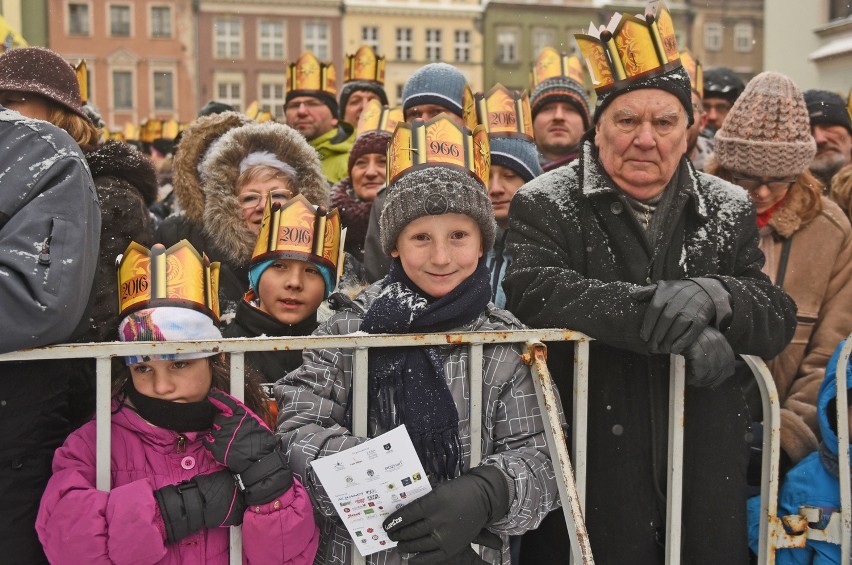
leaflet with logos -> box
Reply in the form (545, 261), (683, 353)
(311, 425), (432, 556)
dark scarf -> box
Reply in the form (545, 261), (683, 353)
(359, 258), (491, 480)
(330, 177), (373, 250)
(123, 378), (215, 432)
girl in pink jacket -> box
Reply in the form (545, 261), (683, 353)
(36, 241), (319, 564)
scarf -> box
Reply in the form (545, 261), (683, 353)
(330, 178), (373, 249)
(756, 194), (789, 228)
(359, 258), (491, 479)
(124, 378), (215, 432)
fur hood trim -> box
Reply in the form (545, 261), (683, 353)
(200, 121), (329, 266)
(173, 111), (248, 223)
(86, 140), (158, 206)
(767, 184), (812, 238)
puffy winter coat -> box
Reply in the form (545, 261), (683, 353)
(309, 124), (355, 184)
(758, 189), (852, 463)
(504, 140), (797, 565)
(274, 282), (560, 564)
(36, 400), (319, 565)
(747, 340), (852, 564)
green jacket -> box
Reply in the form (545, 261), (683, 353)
(309, 123), (355, 184)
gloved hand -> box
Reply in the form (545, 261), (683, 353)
(203, 388), (276, 474)
(682, 326), (736, 388)
(632, 278), (731, 354)
(383, 465), (509, 565)
(155, 469), (246, 543)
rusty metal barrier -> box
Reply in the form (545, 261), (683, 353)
(0, 330), (787, 565)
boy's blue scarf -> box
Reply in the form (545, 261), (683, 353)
(360, 258), (491, 480)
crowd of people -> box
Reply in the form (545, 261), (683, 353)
(1, 1), (852, 563)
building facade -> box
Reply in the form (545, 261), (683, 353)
(342, 0), (484, 105)
(197, 0), (342, 119)
(47, 0), (196, 129)
(687, 0), (763, 83)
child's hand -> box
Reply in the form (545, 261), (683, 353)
(204, 388), (276, 474)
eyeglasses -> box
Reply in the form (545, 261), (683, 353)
(237, 189), (292, 209)
(703, 101), (732, 113)
(732, 175), (797, 192)
(284, 99), (327, 112)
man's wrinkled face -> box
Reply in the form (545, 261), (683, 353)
(595, 89), (688, 200)
(810, 123), (852, 181)
(285, 96), (338, 141)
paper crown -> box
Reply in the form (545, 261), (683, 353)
(344, 45), (385, 85)
(474, 84), (534, 140)
(531, 47), (585, 88)
(387, 114), (490, 188)
(116, 240), (221, 323)
(244, 101), (275, 123)
(75, 60), (88, 105)
(356, 99), (404, 136)
(251, 194), (346, 293)
(575, 0), (681, 94)
(287, 51), (336, 95)
(680, 50), (703, 98)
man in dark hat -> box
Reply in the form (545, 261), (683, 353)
(804, 89), (852, 187)
(702, 66), (745, 134)
(504, 3), (796, 563)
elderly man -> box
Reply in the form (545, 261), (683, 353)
(804, 89), (852, 187)
(504, 4), (797, 564)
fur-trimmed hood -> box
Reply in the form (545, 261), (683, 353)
(199, 121), (329, 266)
(767, 182), (822, 238)
(86, 140), (158, 206)
(173, 111), (248, 224)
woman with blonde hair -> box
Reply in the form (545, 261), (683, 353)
(707, 71), (852, 471)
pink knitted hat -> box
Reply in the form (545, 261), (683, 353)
(714, 71), (816, 178)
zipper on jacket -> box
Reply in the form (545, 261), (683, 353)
(176, 434), (187, 453)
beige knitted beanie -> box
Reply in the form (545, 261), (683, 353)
(714, 71), (816, 178)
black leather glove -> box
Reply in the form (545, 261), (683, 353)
(632, 278), (732, 354)
(234, 448), (294, 506)
(203, 388), (276, 474)
(683, 326), (736, 388)
(383, 465), (510, 564)
(155, 469), (246, 543)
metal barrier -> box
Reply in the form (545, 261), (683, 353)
(0, 330), (789, 564)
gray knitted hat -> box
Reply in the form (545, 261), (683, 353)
(490, 136), (542, 182)
(530, 76), (591, 128)
(715, 71), (816, 178)
(380, 166), (496, 255)
(402, 63), (468, 118)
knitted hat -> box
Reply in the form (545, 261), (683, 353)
(339, 81), (389, 122)
(0, 46), (89, 120)
(531, 77), (591, 128)
(118, 307), (223, 365)
(594, 65), (694, 127)
(402, 63), (469, 119)
(804, 89), (852, 134)
(714, 71), (817, 178)
(703, 67), (745, 103)
(348, 129), (391, 177)
(381, 166), (496, 255)
(489, 137), (542, 183)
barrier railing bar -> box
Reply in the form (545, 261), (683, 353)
(573, 339), (590, 510)
(95, 357), (111, 492)
(469, 343), (483, 468)
(229, 352), (245, 564)
(351, 347), (369, 565)
(665, 354), (686, 565)
(836, 339), (852, 564)
(526, 341), (594, 564)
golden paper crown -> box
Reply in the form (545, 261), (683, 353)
(344, 45), (385, 85)
(140, 119), (162, 143)
(680, 50), (703, 98)
(116, 240), (221, 322)
(287, 51), (336, 96)
(387, 114), (490, 188)
(531, 48), (585, 88)
(474, 84), (534, 140)
(75, 60), (88, 105)
(575, 0), (681, 94)
(356, 99), (403, 136)
(251, 195), (345, 291)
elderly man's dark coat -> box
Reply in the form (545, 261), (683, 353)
(504, 141), (797, 564)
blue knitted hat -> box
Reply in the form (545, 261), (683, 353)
(489, 137), (543, 183)
(402, 63), (468, 119)
(530, 76), (591, 128)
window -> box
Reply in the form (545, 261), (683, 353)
(153, 71), (174, 111)
(361, 26), (379, 51)
(110, 5), (131, 37)
(259, 20), (285, 60)
(497, 28), (519, 64)
(113, 71), (133, 110)
(214, 18), (242, 59)
(734, 23), (753, 53)
(425, 29), (442, 62)
(151, 6), (172, 38)
(532, 27), (557, 58)
(830, 0), (852, 20)
(260, 80), (285, 119)
(396, 83), (404, 104)
(216, 81), (242, 111)
(454, 30), (470, 63)
(396, 28), (413, 61)
(304, 22), (329, 60)
(69, 3), (90, 36)
(704, 22), (723, 52)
